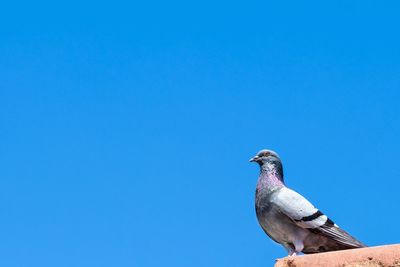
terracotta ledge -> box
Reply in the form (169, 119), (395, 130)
(275, 244), (400, 267)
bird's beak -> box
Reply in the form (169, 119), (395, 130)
(249, 156), (259, 162)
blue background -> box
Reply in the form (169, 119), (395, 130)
(1, 1), (399, 266)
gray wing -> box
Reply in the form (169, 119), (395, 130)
(309, 223), (365, 248)
(272, 187), (365, 248)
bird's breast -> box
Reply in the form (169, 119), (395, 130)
(255, 193), (308, 245)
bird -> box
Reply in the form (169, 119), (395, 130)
(250, 149), (366, 256)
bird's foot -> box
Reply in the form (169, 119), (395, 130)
(288, 252), (298, 257)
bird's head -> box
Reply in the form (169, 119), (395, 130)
(249, 149), (281, 166)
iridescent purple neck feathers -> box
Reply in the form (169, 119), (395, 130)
(257, 161), (285, 191)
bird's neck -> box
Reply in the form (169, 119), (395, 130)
(257, 163), (285, 191)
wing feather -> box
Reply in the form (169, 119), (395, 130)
(272, 187), (365, 248)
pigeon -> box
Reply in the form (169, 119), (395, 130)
(250, 149), (366, 256)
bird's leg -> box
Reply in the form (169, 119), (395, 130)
(286, 238), (304, 257)
(286, 246), (297, 257)
(290, 239), (304, 257)
(288, 251), (298, 257)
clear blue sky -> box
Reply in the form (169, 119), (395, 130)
(1, 1), (400, 266)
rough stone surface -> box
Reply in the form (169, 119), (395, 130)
(274, 244), (400, 267)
